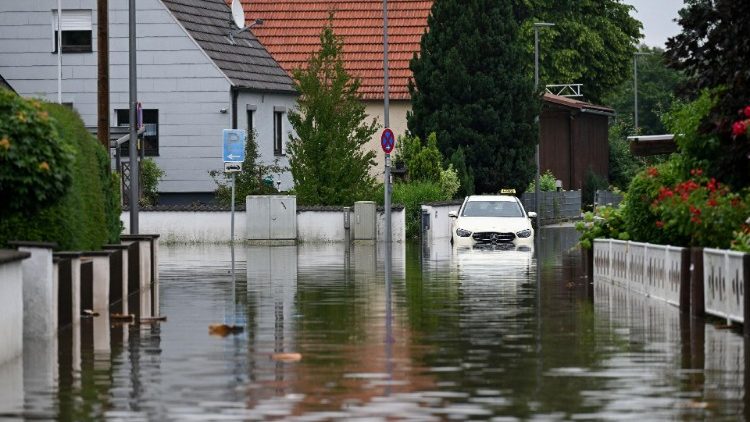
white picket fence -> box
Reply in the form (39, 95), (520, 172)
(593, 239), (685, 307)
(703, 248), (746, 324)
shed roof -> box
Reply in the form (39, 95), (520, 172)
(543, 93), (614, 116)
(162, 0), (295, 93)
(239, 0), (433, 101)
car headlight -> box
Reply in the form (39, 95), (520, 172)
(516, 229), (532, 238)
(455, 228), (472, 237)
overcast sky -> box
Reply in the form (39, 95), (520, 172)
(623, 0), (684, 49)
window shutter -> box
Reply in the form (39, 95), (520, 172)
(53, 10), (92, 31)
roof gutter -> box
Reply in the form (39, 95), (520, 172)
(580, 107), (614, 117)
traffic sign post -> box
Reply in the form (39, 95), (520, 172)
(222, 129), (247, 246)
(381, 128), (395, 154)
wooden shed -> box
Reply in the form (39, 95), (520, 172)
(540, 93), (614, 190)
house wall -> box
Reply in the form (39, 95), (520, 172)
(0, 0), (292, 194)
(571, 113), (609, 189)
(236, 91), (296, 191)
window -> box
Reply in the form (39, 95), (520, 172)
(273, 110), (284, 156)
(116, 109), (159, 156)
(52, 10), (92, 53)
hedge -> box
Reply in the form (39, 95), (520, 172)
(0, 96), (121, 250)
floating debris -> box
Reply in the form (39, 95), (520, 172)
(111, 313), (135, 322)
(81, 309), (99, 317)
(140, 315), (167, 323)
(209, 324), (244, 337)
(272, 353), (302, 362)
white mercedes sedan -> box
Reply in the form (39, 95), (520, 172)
(449, 195), (537, 248)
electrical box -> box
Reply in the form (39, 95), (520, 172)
(246, 195), (296, 240)
(353, 201), (376, 240)
(270, 196), (296, 239)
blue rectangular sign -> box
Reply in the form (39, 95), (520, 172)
(222, 129), (246, 162)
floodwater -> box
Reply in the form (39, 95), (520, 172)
(1, 227), (748, 421)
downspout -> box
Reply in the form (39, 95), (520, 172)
(231, 86), (238, 129)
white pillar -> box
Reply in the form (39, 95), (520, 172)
(9, 242), (57, 340)
(0, 250), (30, 364)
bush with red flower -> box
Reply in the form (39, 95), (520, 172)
(650, 169), (749, 248)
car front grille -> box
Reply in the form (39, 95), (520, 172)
(472, 232), (516, 243)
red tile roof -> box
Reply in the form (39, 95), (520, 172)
(239, 0), (433, 100)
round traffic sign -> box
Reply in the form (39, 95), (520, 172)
(381, 128), (395, 154)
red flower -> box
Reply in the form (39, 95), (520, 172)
(689, 205), (701, 216)
(655, 220), (665, 228)
(690, 168), (703, 177)
(732, 120), (748, 137)
(707, 178), (717, 192)
(744, 106), (750, 118)
(707, 198), (718, 207)
(691, 216), (702, 224)
(646, 167), (659, 177)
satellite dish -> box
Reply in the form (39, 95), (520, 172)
(231, 0), (245, 29)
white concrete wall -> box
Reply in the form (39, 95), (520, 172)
(121, 208), (406, 243)
(297, 211), (347, 242)
(0, 260), (24, 364)
(89, 255), (110, 312)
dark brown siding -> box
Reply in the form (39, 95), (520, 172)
(540, 105), (610, 190)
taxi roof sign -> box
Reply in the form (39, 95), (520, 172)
(499, 188), (516, 195)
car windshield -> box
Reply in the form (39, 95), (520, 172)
(461, 200), (524, 218)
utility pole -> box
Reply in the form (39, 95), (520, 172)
(533, 22), (554, 216)
(633, 52), (652, 134)
(382, 0), (393, 345)
(97, 0), (110, 148)
(128, 0), (139, 234)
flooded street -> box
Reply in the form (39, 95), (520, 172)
(3, 227), (748, 420)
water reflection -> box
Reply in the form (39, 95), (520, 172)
(2, 228), (748, 420)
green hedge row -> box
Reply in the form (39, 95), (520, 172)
(0, 95), (121, 250)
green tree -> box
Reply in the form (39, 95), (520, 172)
(521, 0), (642, 104)
(408, 0), (538, 194)
(287, 21), (379, 205)
(394, 132), (442, 182)
(603, 46), (685, 136)
(665, 0), (750, 188)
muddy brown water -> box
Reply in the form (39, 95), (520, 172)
(1, 227), (747, 421)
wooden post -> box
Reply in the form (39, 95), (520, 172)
(679, 248), (691, 313)
(690, 247), (704, 317)
(97, 0), (109, 148)
(585, 246), (594, 300)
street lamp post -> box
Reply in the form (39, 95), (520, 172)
(533, 22), (554, 217)
(633, 51), (652, 134)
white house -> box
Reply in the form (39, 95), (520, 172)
(0, 0), (297, 202)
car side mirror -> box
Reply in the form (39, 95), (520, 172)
(448, 211), (458, 218)
(527, 212), (537, 219)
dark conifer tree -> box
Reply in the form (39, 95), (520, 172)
(408, 0), (538, 194)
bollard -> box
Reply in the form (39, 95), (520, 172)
(103, 244), (129, 314)
(120, 235), (153, 292)
(80, 251), (113, 313)
(679, 248), (691, 314)
(8, 241), (57, 340)
(690, 247), (705, 318)
(0, 249), (30, 365)
(54, 252), (82, 328)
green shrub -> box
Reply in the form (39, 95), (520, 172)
(575, 205), (629, 249)
(621, 162), (680, 244)
(140, 157), (164, 206)
(0, 102), (121, 249)
(582, 169), (609, 208)
(732, 224), (750, 253)
(651, 171), (749, 248)
(439, 165), (460, 200)
(527, 169), (558, 192)
(375, 180), (449, 239)
(395, 132), (442, 182)
(0, 89), (75, 214)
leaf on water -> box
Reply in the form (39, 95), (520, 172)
(272, 353), (302, 362)
(209, 324), (244, 337)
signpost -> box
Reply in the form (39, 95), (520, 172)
(223, 129), (246, 245)
(381, 128), (395, 154)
